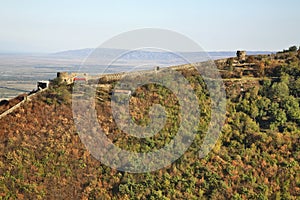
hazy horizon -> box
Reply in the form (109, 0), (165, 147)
(0, 0), (299, 53)
(0, 47), (277, 55)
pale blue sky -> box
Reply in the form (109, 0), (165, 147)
(0, 0), (299, 53)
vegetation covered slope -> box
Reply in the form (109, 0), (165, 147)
(0, 47), (299, 199)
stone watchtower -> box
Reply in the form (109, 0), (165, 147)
(236, 50), (246, 62)
(57, 72), (74, 84)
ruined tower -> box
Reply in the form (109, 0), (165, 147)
(57, 72), (75, 84)
(236, 50), (246, 62)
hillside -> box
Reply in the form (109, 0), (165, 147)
(0, 47), (299, 199)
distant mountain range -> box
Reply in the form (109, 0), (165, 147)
(51, 48), (275, 62)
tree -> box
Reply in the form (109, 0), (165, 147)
(250, 102), (259, 119)
(269, 102), (287, 129)
(288, 45), (297, 52)
(289, 78), (300, 97)
(282, 96), (300, 122)
(260, 79), (271, 97)
(271, 82), (289, 100)
(227, 58), (234, 71)
(280, 73), (290, 85)
(256, 97), (271, 119)
(275, 109), (287, 126)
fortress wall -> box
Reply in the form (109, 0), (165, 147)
(61, 51), (248, 84)
(61, 62), (206, 85)
(0, 99), (27, 120)
(0, 88), (48, 120)
(94, 64), (195, 83)
(61, 53), (255, 85)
